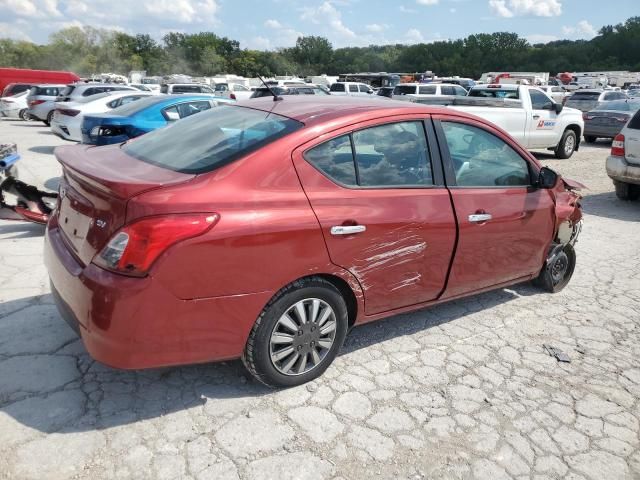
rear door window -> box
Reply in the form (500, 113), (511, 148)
(304, 121), (433, 188)
(349, 85), (359, 93)
(419, 85), (437, 95)
(440, 86), (455, 95)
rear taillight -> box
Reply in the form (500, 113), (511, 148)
(611, 134), (625, 157)
(57, 108), (80, 117)
(90, 125), (125, 137)
(230, 93), (236, 100)
(93, 213), (219, 276)
(29, 99), (45, 107)
(582, 112), (591, 120)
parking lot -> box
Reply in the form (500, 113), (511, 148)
(0, 117), (639, 479)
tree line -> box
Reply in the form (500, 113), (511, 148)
(1, 16), (639, 79)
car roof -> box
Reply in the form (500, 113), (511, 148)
(237, 95), (478, 127)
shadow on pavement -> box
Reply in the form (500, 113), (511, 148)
(0, 282), (536, 434)
(582, 191), (640, 222)
(28, 145), (57, 155)
(0, 222), (46, 239)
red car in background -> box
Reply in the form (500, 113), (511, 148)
(44, 97), (583, 387)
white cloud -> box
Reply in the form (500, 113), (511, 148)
(405, 28), (425, 43)
(264, 19), (283, 29)
(562, 20), (597, 39)
(365, 23), (387, 32)
(0, 0), (62, 18)
(416, 0), (439, 5)
(300, 1), (356, 39)
(489, 0), (562, 18)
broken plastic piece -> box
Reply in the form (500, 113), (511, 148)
(543, 344), (571, 363)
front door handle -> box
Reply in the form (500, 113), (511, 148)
(468, 213), (492, 223)
(533, 114), (541, 119)
(331, 225), (366, 235)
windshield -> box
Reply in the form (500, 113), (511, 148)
(469, 88), (520, 99)
(570, 92), (600, 99)
(594, 101), (640, 112)
(122, 105), (303, 174)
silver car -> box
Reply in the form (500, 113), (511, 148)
(55, 83), (137, 103)
(26, 84), (66, 126)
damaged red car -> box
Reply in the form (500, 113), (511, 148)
(44, 96), (583, 387)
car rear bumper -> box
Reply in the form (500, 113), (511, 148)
(606, 155), (640, 185)
(44, 222), (272, 370)
(584, 124), (622, 138)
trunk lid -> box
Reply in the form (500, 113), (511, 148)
(55, 144), (194, 266)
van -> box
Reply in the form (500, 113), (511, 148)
(0, 68), (80, 97)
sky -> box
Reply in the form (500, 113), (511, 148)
(0, 0), (637, 49)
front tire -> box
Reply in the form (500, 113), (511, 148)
(243, 278), (348, 388)
(614, 181), (640, 201)
(555, 129), (577, 159)
(44, 111), (54, 127)
(19, 109), (30, 121)
(533, 244), (576, 293)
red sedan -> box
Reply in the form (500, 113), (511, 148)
(45, 96), (583, 387)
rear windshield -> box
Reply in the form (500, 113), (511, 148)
(628, 110), (640, 130)
(469, 88), (520, 99)
(122, 106), (303, 174)
(251, 87), (285, 98)
(594, 101), (640, 112)
(570, 92), (601, 99)
(30, 86), (61, 96)
(60, 85), (75, 96)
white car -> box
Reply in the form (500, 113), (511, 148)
(413, 84), (584, 159)
(329, 82), (374, 96)
(0, 91), (30, 120)
(50, 91), (153, 141)
(392, 83), (468, 101)
(606, 110), (640, 200)
(213, 82), (253, 100)
(539, 85), (569, 103)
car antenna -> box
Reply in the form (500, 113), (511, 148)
(258, 75), (282, 102)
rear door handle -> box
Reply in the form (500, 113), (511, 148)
(468, 213), (492, 223)
(533, 114), (541, 119)
(331, 225), (366, 235)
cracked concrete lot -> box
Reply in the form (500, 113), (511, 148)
(1, 117), (639, 480)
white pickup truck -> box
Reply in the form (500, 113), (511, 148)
(411, 84), (584, 159)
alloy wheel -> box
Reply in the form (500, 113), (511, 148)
(269, 298), (337, 376)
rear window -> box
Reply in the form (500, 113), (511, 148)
(110, 96), (164, 116)
(469, 88), (520, 99)
(628, 110), (640, 130)
(330, 83), (345, 92)
(122, 106), (303, 174)
(31, 86), (61, 96)
(251, 87), (285, 98)
(60, 85), (75, 97)
(394, 85), (417, 95)
(3, 84), (31, 97)
(570, 92), (601, 99)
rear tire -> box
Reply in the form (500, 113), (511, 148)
(533, 244), (576, 293)
(614, 181), (640, 201)
(584, 135), (597, 143)
(44, 111), (54, 127)
(243, 277), (348, 388)
(554, 129), (577, 159)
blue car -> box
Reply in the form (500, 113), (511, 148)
(80, 94), (234, 145)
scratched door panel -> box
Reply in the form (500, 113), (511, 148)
(292, 122), (456, 315)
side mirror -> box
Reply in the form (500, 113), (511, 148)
(537, 166), (558, 189)
(165, 111), (180, 122)
(554, 103), (563, 114)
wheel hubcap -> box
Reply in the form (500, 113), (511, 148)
(550, 252), (569, 286)
(269, 298), (337, 376)
(565, 136), (575, 155)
